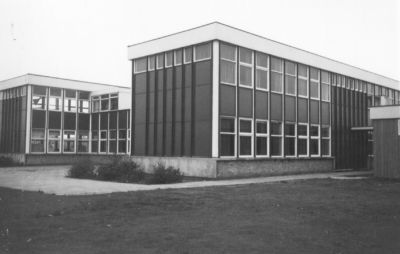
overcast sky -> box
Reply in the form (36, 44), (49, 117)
(0, 0), (399, 88)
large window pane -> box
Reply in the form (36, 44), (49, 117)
(270, 122), (282, 135)
(256, 69), (268, 89)
(285, 75), (296, 95)
(310, 81), (319, 99)
(240, 120), (252, 133)
(221, 118), (235, 132)
(271, 72), (282, 93)
(239, 136), (252, 156)
(256, 52), (268, 68)
(256, 137), (267, 156)
(298, 79), (308, 97)
(239, 48), (252, 64)
(240, 65), (252, 87)
(271, 57), (283, 72)
(194, 43), (211, 61)
(310, 139), (319, 155)
(270, 137), (282, 156)
(220, 61), (236, 84)
(298, 139), (307, 155)
(221, 44), (236, 61)
(285, 137), (295, 156)
(221, 134), (235, 156)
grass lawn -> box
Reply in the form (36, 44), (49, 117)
(0, 178), (399, 254)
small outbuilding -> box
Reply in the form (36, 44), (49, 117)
(370, 105), (400, 178)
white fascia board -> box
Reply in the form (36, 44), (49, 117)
(370, 106), (400, 120)
(127, 22), (399, 90)
(0, 74), (129, 92)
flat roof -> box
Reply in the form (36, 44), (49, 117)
(0, 73), (130, 92)
(127, 22), (399, 91)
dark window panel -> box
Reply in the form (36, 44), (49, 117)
(285, 96), (296, 122)
(78, 114), (90, 130)
(310, 100), (319, 124)
(32, 110), (46, 128)
(63, 112), (76, 130)
(255, 91), (268, 119)
(270, 93), (282, 121)
(109, 111), (117, 129)
(220, 85), (236, 116)
(48, 111), (61, 129)
(100, 112), (108, 130)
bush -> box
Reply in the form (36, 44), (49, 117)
(0, 156), (18, 167)
(97, 158), (145, 183)
(67, 159), (96, 179)
(146, 163), (184, 184)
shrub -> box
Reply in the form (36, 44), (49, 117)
(146, 163), (184, 184)
(67, 159), (95, 179)
(0, 156), (18, 167)
(97, 158), (145, 183)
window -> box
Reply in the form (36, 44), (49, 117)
(367, 130), (373, 157)
(321, 126), (330, 156)
(156, 54), (164, 69)
(270, 121), (282, 156)
(48, 130), (61, 153)
(31, 129), (45, 153)
(174, 49), (182, 66)
(148, 56), (155, 71)
(64, 89), (76, 112)
(63, 130), (75, 153)
(285, 61), (296, 95)
(184, 47), (192, 63)
(220, 117), (235, 157)
(297, 123), (308, 156)
(78, 131), (89, 153)
(256, 52), (269, 90)
(110, 93), (118, 110)
(91, 130), (98, 153)
(49, 88), (62, 111)
(109, 130), (117, 154)
(118, 129), (127, 154)
(220, 43), (236, 85)
(321, 71), (330, 101)
(256, 120), (268, 156)
(310, 125), (319, 156)
(298, 64), (308, 97)
(310, 68), (320, 99)
(284, 122), (296, 156)
(100, 130), (107, 153)
(270, 57), (283, 93)
(239, 119), (253, 157)
(92, 96), (100, 112)
(165, 51), (173, 67)
(101, 94), (109, 111)
(194, 43), (211, 61)
(32, 86), (47, 110)
(239, 48), (253, 87)
(134, 57), (147, 73)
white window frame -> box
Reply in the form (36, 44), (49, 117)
(108, 129), (117, 154)
(310, 124), (320, 157)
(99, 130), (108, 154)
(91, 96), (100, 113)
(117, 129), (128, 154)
(220, 43), (237, 86)
(156, 54), (164, 69)
(270, 120), (283, 157)
(174, 49), (182, 66)
(255, 52), (269, 91)
(48, 88), (62, 111)
(297, 123), (309, 157)
(310, 68), (320, 100)
(32, 89), (47, 111)
(284, 122), (297, 157)
(165, 51), (173, 68)
(220, 116), (236, 158)
(238, 118), (253, 158)
(63, 130), (76, 154)
(298, 64), (309, 98)
(148, 56), (155, 71)
(47, 129), (61, 153)
(78, 99), (90, 113)
(184, 47), (192, 64)
(238, 48), (254, 88)
(77, 130), (90, 153)
(285, 61), (297, 96)
(31, 129), (46, 154)
(255, 119), (269, 157)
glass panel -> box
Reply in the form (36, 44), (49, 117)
(31, 140), (44, 152)
(63, 140), (75, 152)
(271, 57), (283, 72)
(184, 47), (192, 63)
(78, 131), (89, 140)
(64, 130), (76, 140)
(109, 130), (117, 139)
(65, 89), (76, 98)
(298, 139), (307, 155)
(110, 97), (118, 110)
(157, 54), (164, 69)
(321, 139), (330, 155)
(48, 140), (60, 152)
(50, 88), (61, 97)
(239, 48), (252, 64)
(270, 137), (282, 156)
(256, 52), (268, 68)
(64, 99), (77, 112)
(285, 137), (295, 156)
(310, 68), (319, 80)
(100, 141), (107, 152)
(78, 141), (89, 152)
(285, 61), (296, 75)
(256, 69), (268, 89)
(32, 95), (46, 110)
(78, 91), (90, 100)
(174, 50), (182, 65)
(118, 140), (127, 153)
(310, 126), (319, 137)
(321, 71), (330, 83)
(49, 97), (61, 111)
(321, 84), (330, 101)
(148, 56), (156, 70)
(33, 86), (46, 95)
(32, 129), (45, 139)
(92, 131), (99, 140)
(270, 122), (282, 135)
(221, 134), (235, 156)
(119, 130), (127, 139)
(134, 57), (147, 73)
(298, 125), (308, 136)
(101, 99), (109, 111)
(240, 120), (252, 133)
(220, 118), (235, 133)
(239, 136), (252, 156)
(100, 131), (107, 139)
(310, 139), (319, 155)
(92, 141), (98, 153)
(321, 127), (330, 138)
(220, 60), (236, 84)
(298, 79), (308, 97)
(285, 75), (296, 95)
(256, 122), (268, 134)
(194, 43), (211, 61)
(310, 81), (319, 99)
(48, 130), (61, 139)
(256, 137), (267, 155)
(79, 100), (89, 113)
(298, 64), (308, 78)
(220, 44), (236, 61)
(239, 65), (252, 87)
(285, 123), (295, 136)
(271, 72), (283, 93)
(165, 52), (173, 67)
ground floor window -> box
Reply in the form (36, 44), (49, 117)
(63, 130), (75, 153)
(270, 121), (282, 156)
(297, 124), (308, 156)
(48, 130), (61, 153)
(31, 129), (45, 153)
(321, 126), (330, 156)
(310, 125), (320, 156)
(256, 120), (268, 156)
(220, 117), (236, 157)
(239, 118), (253, 157)
(78, 131), (89, 153)
(100, 130), (107, 153)
(284, 122), (296, 156)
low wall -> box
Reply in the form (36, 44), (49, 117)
(25, 154), (129, 165)
(216, 157), (334, 178)
(0, 153), (26, 165)
(131, 156), (218, 178)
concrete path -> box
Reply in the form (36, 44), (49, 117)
(0, 165), (372, 196)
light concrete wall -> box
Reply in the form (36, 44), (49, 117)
(216, 158), (334, 178)
(131, 156), (218, 178)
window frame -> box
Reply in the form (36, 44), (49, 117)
(284, 122), (297, 157)
(220, 43), (237, 86)
(63, 130), (76, 153)
(220, 116), (236, 158)
(270, 120), (283, 157)
(255, 52), (269, 91)
(321, 125), (331, 157)
(47, 129), (61, 153)
(134, 57), (147, 74)
(194, 43), (211, 62)
(255, 119), (269, 157)
(285, 61), (297, 96)
(238, 47), (254, 88)
(270, 57), (284, 94)
(31, 128), (46, 153)
(238, 118), (253, 158)
(309, 124), (320, 157)
(297, 123), (309, 157)
(310, 68), (320, 100)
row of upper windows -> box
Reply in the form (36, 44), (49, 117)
(133, 43), (212, 73)
(91, 93), (119, 112)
